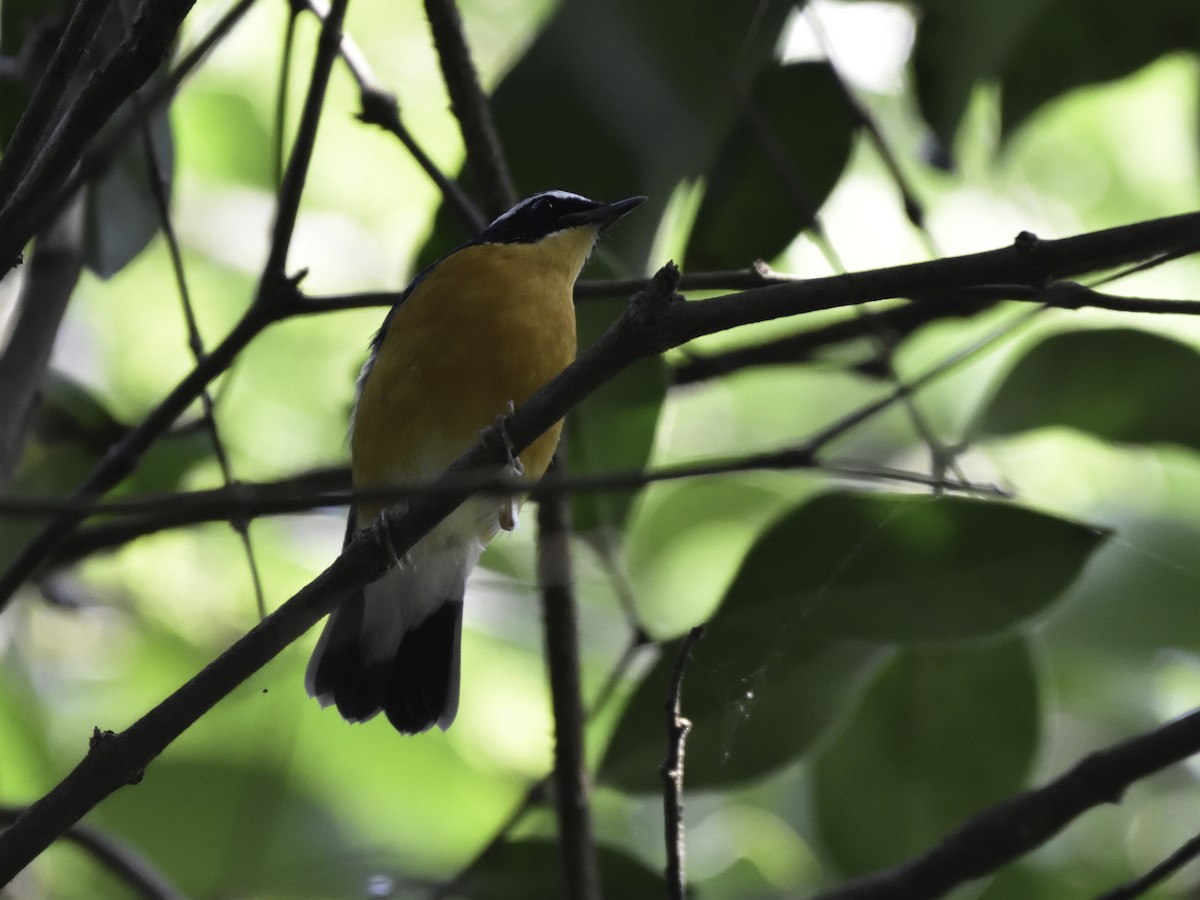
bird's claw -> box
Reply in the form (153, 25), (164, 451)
(372, 510), (412, 568)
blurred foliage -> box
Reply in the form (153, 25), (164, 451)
(2, 0), (1200, 898)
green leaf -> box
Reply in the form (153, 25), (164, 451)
(910, 0), (1200, 146)
(457, 839), (668, 900)
(601, 491), (1099, 790)
(171, 88), (273, 188)
(419, 0), (796, 266)
(730, 492), (1105, 642)
(84, 97), (173, 279)
(685, 61), (858, 270)
(997, 0), (1200, 138)
(977, 328), (1200, 450)
(569, 298), (667, 534)
(909, 0), (1043, 149)
(599, 633), (886, 791)
(813, 638), (1040, 874)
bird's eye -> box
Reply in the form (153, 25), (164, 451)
(531, 197), (553, 214)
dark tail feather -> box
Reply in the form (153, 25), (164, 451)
(383, 601), (463, 734)
(306, 588), (385, 722)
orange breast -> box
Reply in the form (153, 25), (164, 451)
(352, 239), (582, 522)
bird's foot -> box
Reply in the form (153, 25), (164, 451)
(487, 401), (523, 532)
(371, 509), (413, 569)
(482, 400), (525, 477)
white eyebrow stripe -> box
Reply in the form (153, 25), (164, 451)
(487, 190), (591, 228)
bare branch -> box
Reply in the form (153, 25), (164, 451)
(430, 633), (646, 900)
(0, 805), (182, 900)
(1093, 830), (1200, 900)
(423, 0), (515, 215)
(814, 707), (1200, 900)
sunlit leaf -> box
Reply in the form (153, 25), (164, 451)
(997, 0), (1200, 137)
(911, 0), (1200, 146)
(813, 638), (1039, 874)
(977, 328), (1200, 450)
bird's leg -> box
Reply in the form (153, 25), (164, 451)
(371, 508), (413, 568)
(484, 400), (524, 532)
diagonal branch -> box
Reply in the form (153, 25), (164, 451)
(814, 707), (1200, 900)
(423, 0), (515, 215)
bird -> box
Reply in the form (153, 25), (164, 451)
(305, 190), (645, 734)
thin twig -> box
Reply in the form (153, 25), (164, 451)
(672, 295), (996, 385)
(299, 0), (485, 232)
(125, 13), (268, 619)
(661, 625), (704, 900)
(733, 73), (964, 484)
(0, 453), (1009, 532)
(537, 451), (601, 900)
(423, 0), (515, 215)
(815, 707), (1200, 900)
(1093, 830), (1200, 900)
(263, 0), (349, 280)
(0, 805), (181, 900)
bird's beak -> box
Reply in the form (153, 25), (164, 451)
(561, 195), (646, 230)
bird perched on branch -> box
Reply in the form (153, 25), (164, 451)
(305, 190), (644, 734)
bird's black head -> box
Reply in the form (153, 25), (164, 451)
(475, 191), (645, 245)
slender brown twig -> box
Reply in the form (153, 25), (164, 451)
(662, 626), (705, 900)
(300, 0), (486, 232)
